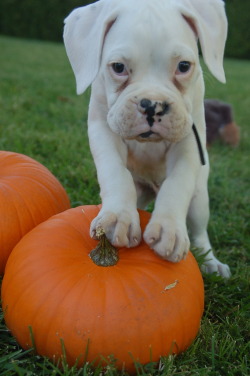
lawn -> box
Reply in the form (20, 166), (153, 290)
(0, 35), (249, 375)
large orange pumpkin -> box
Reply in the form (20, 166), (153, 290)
(0, 150), (70, 274)
(1, 205), (204, 372)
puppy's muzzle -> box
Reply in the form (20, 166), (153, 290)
(138, 99), (170, 138)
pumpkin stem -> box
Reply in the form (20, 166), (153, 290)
(89, 227), (119, 267)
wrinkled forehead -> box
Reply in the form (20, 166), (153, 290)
(103, 1), (197, 63)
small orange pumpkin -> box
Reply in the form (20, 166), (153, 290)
(0, 150), (70, 274)
(1, 205), (204, 372)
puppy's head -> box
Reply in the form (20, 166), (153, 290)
(64, 0), (227, 143)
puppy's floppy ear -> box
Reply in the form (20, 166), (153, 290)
(64, 0), (118, 94)
(175, 0), (227, 83)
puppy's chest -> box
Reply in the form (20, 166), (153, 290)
(125, 140), (169, 190)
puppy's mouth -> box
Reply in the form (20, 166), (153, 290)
(139, 130), (155, 138)
(137, 130), (162, 142)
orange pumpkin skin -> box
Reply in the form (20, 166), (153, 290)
(0, 151), (70, 274)
(1, 205), (204, 372)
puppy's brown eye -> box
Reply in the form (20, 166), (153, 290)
(112, 62), (127, 75)
(177, 61), (191, 74)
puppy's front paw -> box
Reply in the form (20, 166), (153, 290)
(90, 209), (141, 248)
(143, 217), (190, 262)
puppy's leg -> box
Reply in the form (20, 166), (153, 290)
(143, 136), (196, 263)
(88, 101), (141, 248)
(188, 166), (231, 278)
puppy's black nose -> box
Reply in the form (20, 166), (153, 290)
(139, 99), (156, 120)
(140, 98), (152, 110)
(139, 99), (170, 116)
(138, 98), (170, 128)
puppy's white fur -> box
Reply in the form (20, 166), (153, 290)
(64, 0), (231, 277)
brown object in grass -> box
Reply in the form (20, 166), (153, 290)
(204, 99), (240, 147)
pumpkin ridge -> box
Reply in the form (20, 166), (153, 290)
(0, 151), (70, 274)
(35, 272), (90, 354)
(27, 175), (69, 209)
(3, 235), (101, 322)
(110, 269), (162, 348)
(2, 181), (38, 234)
(40, 269), (118, 362)
(52, 216), (94, 247)
(3, 260), (92, 354)
(40, 207), (97, 247)
(96, 263), (172, 360)
(0, 186), (24, 264)
(112, 253), (204, 355)
(2, 258), (71, 319)
(11, 176), (68, 214)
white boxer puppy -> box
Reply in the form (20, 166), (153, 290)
(64, 0), (231, 277)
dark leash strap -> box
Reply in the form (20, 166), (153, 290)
(192, 124), (206, 166)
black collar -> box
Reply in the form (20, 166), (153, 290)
(192, 124), (206, 166)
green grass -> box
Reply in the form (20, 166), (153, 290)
(0, 35), (250, 375)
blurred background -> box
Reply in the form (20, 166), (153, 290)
(0, 0), (249, 59)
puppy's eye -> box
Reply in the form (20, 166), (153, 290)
(176, 61), (191, 74)
(111, 62), (127, 75)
